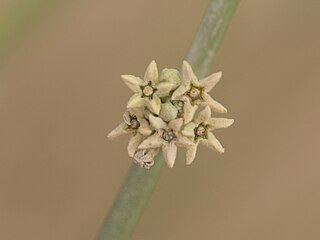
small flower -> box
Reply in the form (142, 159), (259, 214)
(138, 115), (193, 168)
(172, 61), (227, 113)
(107, 109), (152, 157)
(181, 106), (234, 165)
(171, 96), (198, 124)
(133, 148), (159, 169)
(122, 61), (175, 115)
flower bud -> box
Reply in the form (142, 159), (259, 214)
(159, 102), (178, 122)
(159, 68), (180, 89)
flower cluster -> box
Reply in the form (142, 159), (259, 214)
(107, 60), (234, 169)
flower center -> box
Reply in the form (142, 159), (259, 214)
(194, 124), (207, 140)
(130, 118), (140, 129)
(162, 130), (175, 142)
(188, 87), (201, 100)
(142, 85), (154, 97)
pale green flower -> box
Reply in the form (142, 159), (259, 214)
(138, 115), (193, 168)
(107, 109), (152, 157)
(172, 61), (227, 113)
(182, 106), (234, 165)
(123, 61), (176, 115)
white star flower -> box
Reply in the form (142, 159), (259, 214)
(172, 61), (227, 113)
(181, 106), (234, 165)
(107, 109), (152, 157)
(123, 61), (176, 115)
(138, 115), (193, 168)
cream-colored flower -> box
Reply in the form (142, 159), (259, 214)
(123, 61), (176, 115)
(138, 115), (193, 168)
(107, 109), (152, 157)
(172, 96), (198, 124)
(172, 61), (227, 113)
(133, 148), (159, 169)
(182, 106), (234, 165)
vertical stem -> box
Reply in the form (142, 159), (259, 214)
(96, 0), (239, 239)
(186, 0), (239, 78)
(96, 154), (165, 240)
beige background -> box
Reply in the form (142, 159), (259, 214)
(1, 0), (320, 239)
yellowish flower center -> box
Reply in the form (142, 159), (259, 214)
(188, 87), (201, 100)
(196, 126), (206, 136)
(142, 85), (154, 97)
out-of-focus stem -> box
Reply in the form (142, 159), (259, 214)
(0, 0), (63, 63)
(96, 0), (239, 239)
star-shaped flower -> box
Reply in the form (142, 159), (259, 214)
(122, 61), (175, 115)
(182, 106), (234, 165)
(107, 109), (152, 157)
(171, 96), (198, 124)
(138, 115), (193, 168)
(172, 61), (227, 113)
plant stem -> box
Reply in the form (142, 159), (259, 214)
(0, 0), (63, 63)
(96, 0), (239, 239)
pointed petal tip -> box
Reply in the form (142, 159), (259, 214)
(106, 132), (113, 139)
(183, 60), (190, 66)
(168, 162), (174, 168)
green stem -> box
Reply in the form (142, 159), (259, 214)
(96, 0), (239, 239)
(0, 0), (63, 63)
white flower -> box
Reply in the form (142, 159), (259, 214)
(171, 96), (198, 124)
(122, 61), (176, 115)
(138, 115), (193, 168)
(172, 61), (227, 113)
(182, 106), (234, 165)
(107, 109), (152, 157)
(133, 148), (159, 169)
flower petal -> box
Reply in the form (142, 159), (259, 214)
(138, 133), (163, 149)
(202, 92), (227, 113)
(107, 122), (128, 139)
(144, 60), (159, 85)
(207, 118), (234, 130)
(149, 115), (167, 130)
(156, 81), (174, 97)
(146, 94), (161, 114)
(194, 106), (211, 124)
(127, 133), (144, 157)
(121, 75), (144, 93)
(127, 93), (146, 109)
(162, 141), (177, 168)
(123, 111), (131, 125)
(168, 118), (183, 131)
(202, 132), (225, 153)
(183, 100), (198, 124)
(199, 72), (222, 92)
(129, 108), (144, 119)
(176, 134), (194, 147)
(171, 85), (189, 100)
(186, 143), (198, 165)
(138, 119), (152, 136)
(182, 122), (197, 137)
(182, 60), (199, 86)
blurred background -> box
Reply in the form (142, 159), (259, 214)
(1, 0), (320, 239)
